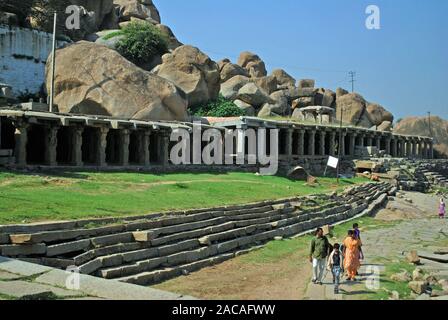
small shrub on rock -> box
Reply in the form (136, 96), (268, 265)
(114, 21), (169, 66)
(190, 95), (246, 117)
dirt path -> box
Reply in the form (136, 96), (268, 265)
(154, 191), (448, 300)
(305, 191), (448, 300)
(154, 246), (312, 300)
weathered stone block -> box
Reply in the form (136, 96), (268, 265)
(46, 239), (91, 257)
(132, 231), (159, 242)
(79, 258), (102, 275)
(91, 232), (134, 247)
(1, 244), (46, 256)
(122, 248), (158, 263)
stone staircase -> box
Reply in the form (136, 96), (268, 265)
(0, 182), (394, 286)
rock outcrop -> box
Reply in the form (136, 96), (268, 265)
(46, 41), (188, 121)
(271, 69), (295, 88)
(154, 45), (220, 107)
(113, 0), (161, 23)
(237, 51), (267, 78)
(336, 93), (371, 127)
(367, 103), (394, 126)
(395, 116), (448, 158)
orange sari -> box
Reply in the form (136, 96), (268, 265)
(343, 237), (362, 279)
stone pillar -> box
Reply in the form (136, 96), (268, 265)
(425, 140), (431, 159)
(285, 128), (293, 160)
(357, 134), (365, 148)
(141, 130), (151, 166)
(71, 127), (84, 166)
(366, 136), (373, 147)
(429, 140), (434, 159)
(160, 132), (170, 166)
(391, 138), (398, 157)
(13, 121), (28, 166)
(349, 133), (356, 157)
(319, 131), (326, 156)
(329, 131), (336, 156)
(375, 135), (382, 150)
(297, 129), (305, 156)
(411, 140), (417, 158)
(385, 136), (391, 156)
(118, 129), (130, 166)
(97, 127), (109, 166)
(340, 132), (346, 157)
(418, 140), (423, 158)
(44, 125), (59, 166)
(406, 139), (412, 158)
(400, 138), (406, 157)
(308, 129), (316, 156)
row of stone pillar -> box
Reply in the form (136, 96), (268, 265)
(282, 128), (434, 159)
(13, 121), (170, 167)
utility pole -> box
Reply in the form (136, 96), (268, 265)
(49, 12), (57, 113)
(349, 71), (356, 93)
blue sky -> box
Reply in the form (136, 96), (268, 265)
(155, 0), (448, 120)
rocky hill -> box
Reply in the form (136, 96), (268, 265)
(394, 116), (448, 158)
(0, 1), (427, 129)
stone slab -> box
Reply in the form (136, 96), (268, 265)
(0, 243), (46, 256)
(46, 239), (91, 257)
(0, 256), (52, 276)
(0, 280), (81, 299)
(418, 252), (448, 263)
(35, 269), (194, 300)
(0, 270), (24, 280)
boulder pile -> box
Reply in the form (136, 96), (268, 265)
(2, 1), (399, 124)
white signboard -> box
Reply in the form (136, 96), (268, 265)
(327, 156), (339, 169)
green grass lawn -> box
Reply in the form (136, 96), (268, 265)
(0, 170), (368, 224)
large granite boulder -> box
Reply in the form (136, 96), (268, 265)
(252, 76), (277, 94)
(113, 0), (161, 23)
(315, 88), (336, 107)
(220, 75), (251, 100)
(220, 62), (249, 83)
(155, 24), (182, 51)
(366, 103), (394, 125)
(45, 41), (188, 121)
(237, 51), (267, 78)
(234, 100), (256, 116)
(336, 87), (349, 98)
(377, 121), (393, 132)
(271, 69), (295, 88)
(71, 0), (115, 28)
(258, 90), (289, 117)
(395, 116), (448, 158)
(297, 79), (315, 89)
(336, 93), (373, 128)
(292, 97), (314, 110)
(154, 45), (220, 107)
(236, 83), (274, 108)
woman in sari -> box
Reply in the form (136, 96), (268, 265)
(343, 230), (362, 281)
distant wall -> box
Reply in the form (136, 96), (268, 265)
(0, 25), (67, 97)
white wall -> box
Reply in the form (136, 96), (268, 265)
(0, 25), (66, 97)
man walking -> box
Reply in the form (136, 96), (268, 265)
(309, 227), (331, 285)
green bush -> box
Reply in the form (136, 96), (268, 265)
(114, 21), (169, 66)
(190, 95), (246, 117)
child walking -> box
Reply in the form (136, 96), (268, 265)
(327, 243), (343, 294)
(439, 199), (446, 219)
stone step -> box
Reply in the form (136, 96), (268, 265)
(99, 199), (374, 280)
(113, 200), (377, 284)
